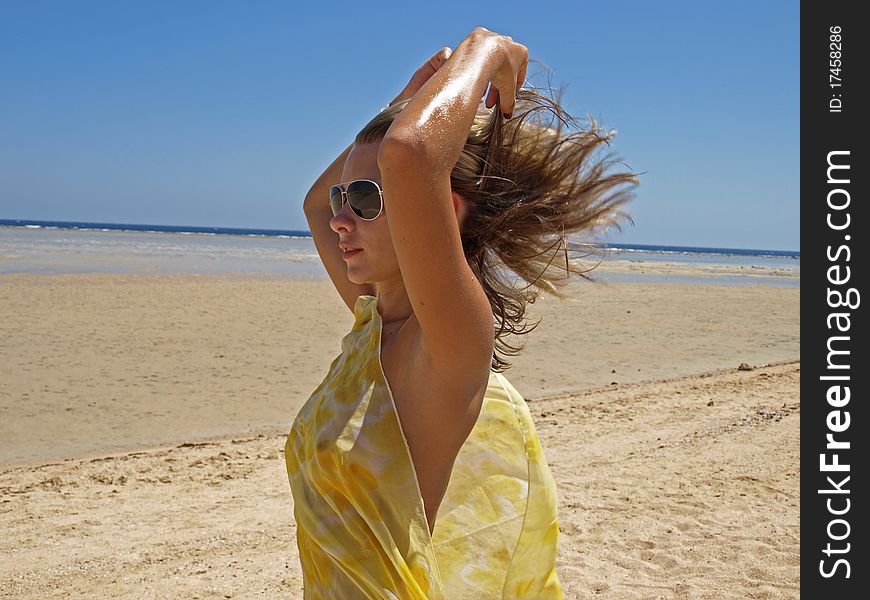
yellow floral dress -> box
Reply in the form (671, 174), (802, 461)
(285, 294), (564, 599)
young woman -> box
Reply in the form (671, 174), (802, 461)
(285, 27), (636, 599)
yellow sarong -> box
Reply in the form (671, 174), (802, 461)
(285, 294), (564, 599)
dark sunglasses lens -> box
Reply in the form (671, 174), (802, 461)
(329, 186), (344, 216)
(346, 181), (382, 220)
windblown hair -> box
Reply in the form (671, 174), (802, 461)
(355, 79), (639, 372)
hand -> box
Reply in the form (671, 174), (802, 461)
(473, 27), (528, 119)
(389, 47), (453, 107)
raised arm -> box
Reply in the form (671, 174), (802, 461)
(303, 48), (458, 313)
(303, 143), (376, 312)
(376, 28), (528, 374)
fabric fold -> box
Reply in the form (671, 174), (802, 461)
(286, 294), (564, 599)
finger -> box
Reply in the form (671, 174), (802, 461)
(499, 83), (515, 118)
(413, 48), (450, 88)
(517, 58), (528, 90)
(429, 47), (452, 71)
(485, 85), (499, 110)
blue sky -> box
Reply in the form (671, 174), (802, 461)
(0, 1), (798, 251)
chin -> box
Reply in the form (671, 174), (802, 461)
(346, 269), (372, 286)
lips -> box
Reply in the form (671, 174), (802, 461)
(341, 247), (363, 260)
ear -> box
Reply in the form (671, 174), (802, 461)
(451, 191), (466, 226)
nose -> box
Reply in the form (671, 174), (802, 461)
(329, 197), (356, 232)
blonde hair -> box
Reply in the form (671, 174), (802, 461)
(356, 81), (638, 372)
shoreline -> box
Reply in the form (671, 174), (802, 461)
(1, 227), (800, 286)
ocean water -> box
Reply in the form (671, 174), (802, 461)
(0, 220), (799, 287)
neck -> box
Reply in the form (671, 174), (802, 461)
(374, 280), (413, 324)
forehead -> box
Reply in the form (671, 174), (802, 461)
(340, 142), (382, 185)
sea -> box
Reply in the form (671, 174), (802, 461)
(0, 219), (800, 287)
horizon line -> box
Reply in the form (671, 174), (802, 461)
(0, 217), (800, 256)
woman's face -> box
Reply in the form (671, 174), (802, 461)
(329, 142), (400, 285)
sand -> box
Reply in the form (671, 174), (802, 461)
(0, 271), (800, 598)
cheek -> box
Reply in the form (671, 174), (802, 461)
(373, 223), (396, 254)
(370, 239), (395, 265)
(371, 227), (400, 268)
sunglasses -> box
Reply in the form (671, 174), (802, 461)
(329, 179), (384, 221)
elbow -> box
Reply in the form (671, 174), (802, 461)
(302, 196), (321, 216)
(377, 134), (429, 170)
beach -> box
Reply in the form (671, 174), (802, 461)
(1, 258), (799, 597)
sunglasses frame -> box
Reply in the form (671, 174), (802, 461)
(329, 179), (385, 221)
